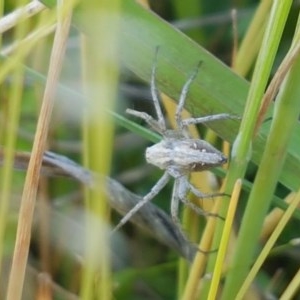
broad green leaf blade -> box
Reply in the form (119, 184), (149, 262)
(38, 0), (300, 193)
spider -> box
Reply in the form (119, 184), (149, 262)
(113, 50), (234, 233)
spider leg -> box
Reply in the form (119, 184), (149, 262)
(126, 108), (164, 135)
(180, 177), (224, 220)
(188, 180), (225, 200)
(182, 113), (240, 127)
(150, 46), (166, 132)
(175, 61), (202, 131)
(112, 172), (170, 233)
(126, 48), (169, 135)
(170, 179), (213, 255)
(180, 195), (223, 220)
(170, 178), (182, 227)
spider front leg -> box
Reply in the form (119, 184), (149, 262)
(182, 113), (240, 127)
(112, 172), (171, 233)
(173, 62), (240, 130)
(126, 108), (164, 135)
(150, 46), (167, 132)
(125, 47), (168, 135)
(175, 61), (202, 132)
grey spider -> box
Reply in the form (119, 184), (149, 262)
(113, 50), (234, 233)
